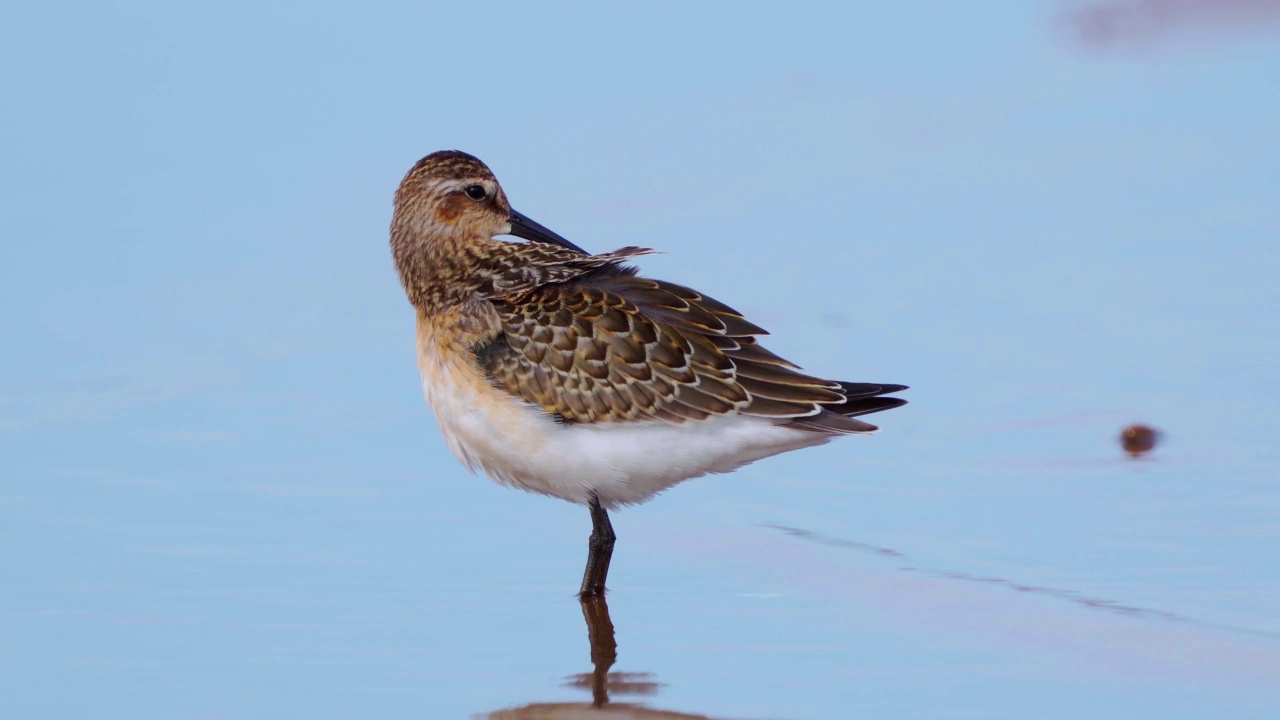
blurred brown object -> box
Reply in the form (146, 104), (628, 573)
(1120, 424), (1160, 457)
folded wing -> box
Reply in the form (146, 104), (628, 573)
(478, 256), (906, 432)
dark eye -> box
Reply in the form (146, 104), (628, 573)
(464, 185), (488, 201)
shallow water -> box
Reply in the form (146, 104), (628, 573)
(5, 404), (1279, 718)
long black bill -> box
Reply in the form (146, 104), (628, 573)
(508, 209), (589, 254)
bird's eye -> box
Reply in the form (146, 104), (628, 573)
(464, 185), (488, 201)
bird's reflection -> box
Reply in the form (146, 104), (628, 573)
(561, 595), (662, 706)
(482, 595), (725, 719)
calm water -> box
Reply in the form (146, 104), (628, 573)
(6, 328), (1279, 718)
(5, 2), (1280, 718)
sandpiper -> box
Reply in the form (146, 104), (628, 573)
(390, 150), (907, 597)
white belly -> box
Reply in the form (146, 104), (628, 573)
(418, 348), (831, 508)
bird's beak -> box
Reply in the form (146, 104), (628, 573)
(508, 209), (589, 254)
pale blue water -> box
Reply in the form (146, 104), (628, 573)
(4, 2), (1279, 718)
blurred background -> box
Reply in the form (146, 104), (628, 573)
(3, 1), (1279, 718)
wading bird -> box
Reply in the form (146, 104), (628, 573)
(390, 151), (906, 597)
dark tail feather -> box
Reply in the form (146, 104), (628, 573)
(786, 382), (908, 434)
(837, 382), (909, 398)
(830, 384), (908, 418)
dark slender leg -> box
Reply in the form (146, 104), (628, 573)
(579, 594), (617, 708)
(579, 495), (616, 598)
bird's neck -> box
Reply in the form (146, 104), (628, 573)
(391, 228), (505, 312)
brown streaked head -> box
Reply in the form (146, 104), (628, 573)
(390, 150), (590, 308)
(392, 150), (514, 244)
(391, 150), (586, 254)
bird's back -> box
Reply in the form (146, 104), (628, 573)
(473, 245), (906, 434)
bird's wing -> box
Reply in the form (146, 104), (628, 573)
(479, 261), (902, 432)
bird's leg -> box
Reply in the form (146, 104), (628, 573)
(579, 495), (616, 598)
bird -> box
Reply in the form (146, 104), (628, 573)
(390, 150), (907, 597)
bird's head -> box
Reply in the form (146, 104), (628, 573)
(391, 150), (586, 265)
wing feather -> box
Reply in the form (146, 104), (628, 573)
(477, 250), (905, 433)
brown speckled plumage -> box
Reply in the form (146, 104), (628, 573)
(390, 150), (906, 432)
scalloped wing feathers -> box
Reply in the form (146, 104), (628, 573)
(476, 248), (905, 433)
